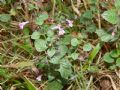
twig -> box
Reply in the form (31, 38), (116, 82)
(105, 75), (117, 90)
(82, 0), (87, 10)
(66, 84), (73, 90)
(22, 0), (29, 19)
(97, 0), (101, 29)
(0, 35), (30, 44)
(52, 0), (56, 16)
(38, 81), (48, 89)
(86, 75), (93, 90)
(71, 0), (81, 16)
(115, 69), (120, 79)
(77, 0), (81, 8)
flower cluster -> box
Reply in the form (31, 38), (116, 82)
(52, 19), (73, 36)
(19, 19), (73, 36)
(52, 24), (65, 35)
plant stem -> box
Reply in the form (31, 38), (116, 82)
(97, 0), (101, 29)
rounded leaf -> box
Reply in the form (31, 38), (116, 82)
(47, 49), (56, 57)
(35, 39), (47, 52)
(116, 58), (120, 67)
(110, 50), (120, 58)
(0, 14), (11, 22)
(102, 10), (118, 24)
(35, 13), (48, 25)
(31, 31), (40, 39)
(35, 19), (44, 25)
(45, 81), (63, 90)
(83, 43), (92, 51)
(71, 53), (79, 60)
(59, 45), (68, 57)
(47, 30), (54, 37)
(103, 52), (114, 63)
(71, 38), (79, 46)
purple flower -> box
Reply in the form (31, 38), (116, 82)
(19, 21), (29, 29)
(52, 24), (65, 35)
(66, 19), (73, 27)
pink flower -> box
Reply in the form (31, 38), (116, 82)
(52, 24), (65, 35)
(52, 24), (61, 30)
(58, 28), (65, 35)
(36, 75), (42, 81)
(66, 19), (73, 27)
(112, 31), (115, 36)
(19, 21), (29, 29)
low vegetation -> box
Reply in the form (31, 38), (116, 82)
(0, 0), (120, 90)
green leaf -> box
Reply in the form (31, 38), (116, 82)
(58, 65), (72, 79)
(31, 31), (40, 40)
(86, 24), (96, 33)
(58, 60), (72, 79)
(88, 43), (101, 64)
(0, 14), (11, 22)
(35, 13), (48, 25)
(115, 0), (120, 9)
(47, 48), (56, 57)
(83, 10), (93, 19)
(110, 50), (120, 58)
(103, 52), (114, 63)
(23, 28), (30, 35)
(71, 53), (79, 60)
(10, 8), (16, 16)
(46, 37), (54, 42)
(21, 44), (33, 54)
(47, 30), (54, 37)
(47, 75), (55, 81)
(23, 28), (31, 44)
(71, 38), (79, 46)
(102, 10), (118, 24)
(35, 19), (44, 25)
(50, 56), (61, 64)
(45, 81), (63, 90)
(96, 29), (116, 42)
(83, 43), (92, 51)
(109, 65), (116, 70)
(39, 13), (48, 20)
(35, 39), (47, 52)
(28, 3), (38, 10)
(88, 66), (99, 73)
(23, 76), (38, 90)
(100, 34), (113, 42)
(37, 57), (48, 68)
(95, 29), (106, 36)
(13, 42), (33, 54)
(59, 45), (68, 57)
(0, 68), (8, 78)
(60, 35), (71, 45)
(116, 58), (120, 67)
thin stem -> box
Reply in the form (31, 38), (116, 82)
(71, 0), (81, 16)
(52, 0), (56, 17)
(22, 0), (29, 19)
(82, 0), (87, 10)
(86, 75), (93, 90)
(97, 0), (101, 29)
